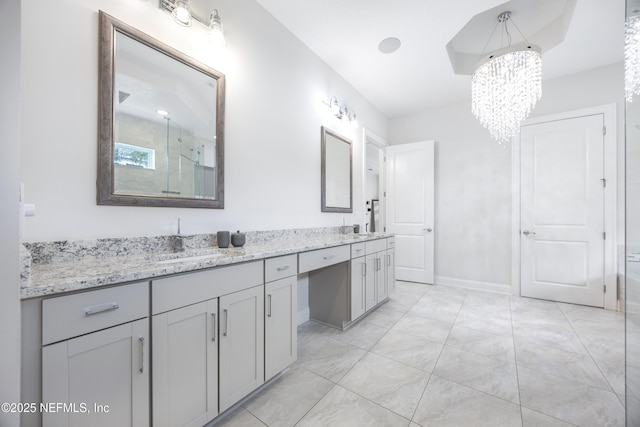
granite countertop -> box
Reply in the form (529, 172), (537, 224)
(21, 232), (392, 300)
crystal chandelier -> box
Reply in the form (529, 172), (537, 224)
(625, 14), (640, 102)
(471, 11), (542, 145)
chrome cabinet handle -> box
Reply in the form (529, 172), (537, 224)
(387, 254), (391, 267)
(267, 295), (272, 317)
(211, 313), (216, 342)
(84, 302), (119, 316)
(138, 337), (144, 373)
(362, 262), (366, 277)
(276, 265), (290, 272)
(223, 309), (228, 336)
(323, 255), (335, 260)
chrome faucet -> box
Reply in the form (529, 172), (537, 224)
(173, 218), (185, 252)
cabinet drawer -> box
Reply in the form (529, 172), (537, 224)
(265, 254), (298, 282)
(298, 245), (350, 273)
(387, 237), (396, 249)
(42, 281), (149, 345)
(351, 243), (366, 259)
(365, 238), (387, 254)
(153, 261), (263, 315)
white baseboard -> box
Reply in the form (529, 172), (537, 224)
(435, 275), (512, 295)
(296, 307), (310, 326)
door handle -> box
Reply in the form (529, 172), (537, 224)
(522, 230), (536, 237)
(423, 228), (433, 233)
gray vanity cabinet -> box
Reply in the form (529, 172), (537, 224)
(152, 299), (218, 427)
(151, 261), (264, 422)
(219, 285), (265, 412)
(41, 282), (150, 427)
(350, 244), (367, 320)
(264, 255), (298, 381)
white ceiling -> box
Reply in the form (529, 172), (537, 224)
(254, 0), (625, 119)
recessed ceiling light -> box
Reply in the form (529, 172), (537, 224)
(378, 37), (401, 54)
(157, 109), (169, 116)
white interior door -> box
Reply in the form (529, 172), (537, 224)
(385, 141), (435, 284)
(520, 114), (605, 307)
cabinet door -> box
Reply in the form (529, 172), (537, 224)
(386, 249), (396, 295)
(219, 285), (264, 412)
(365, 254), (377, 311)
(375, 253), (388, 303)
(350, 256), (367, 321)
(153, 299), (218, 427)
(42, 319), (149, 427)
(265, 276), (297, 381)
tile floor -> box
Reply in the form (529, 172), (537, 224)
(214, 282), (625, 426)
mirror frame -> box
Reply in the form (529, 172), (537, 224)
(321, 126), (353, 213)
(97, 11), (225, 208)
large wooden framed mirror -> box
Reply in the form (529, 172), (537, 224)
(98, 11), (225, 208)
(321, 126), (353, 213)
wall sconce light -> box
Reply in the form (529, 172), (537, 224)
(323, 96), (358, 128)
(160, 0), (226, 45)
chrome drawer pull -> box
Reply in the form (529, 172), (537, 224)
(84, 302), (119, 316)
(211, 313), (216, 342)
(138, 337), (144, 373)
(276, 265), (290, 272)
(223, 309), (228, 336)
(323, 255), (335, 260)
(268, 295), (272, 317)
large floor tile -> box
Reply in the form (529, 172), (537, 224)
(338, 352), (430, 418)
(412, 375), (521, 427)
(518, 366), (625, 426)
(370, 329), (443, 372)
(445, 325), (515, 363)
(297, 335), (365, 382)
(521, 407), (576, 427)
(433, 346), (520, 403)
(454, 313), (513, 337)
(515, 340), (611, 390)
(361, 304), (406, 329)
(392, 313), (453, 343)
(512, 323), (588, 355)
(214, 407), (266, 427)
(325, 320), (389, 350)
(243, 368), (333, 427)
(296, 385), (411, 427)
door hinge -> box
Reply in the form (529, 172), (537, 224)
(603, 126), (607, 136)
(604, 285), (607, 293)
(383, 191), (386, 197)
(601, 178), (607, 188)
(603, 232), (606, 240)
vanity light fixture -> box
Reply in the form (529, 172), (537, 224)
(471, 11), (542, 145)
(172, 0), (192, 27)
(209, 9), (225, 45)
(323, 96), (358, 128)
(160, 0), (226, 45)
